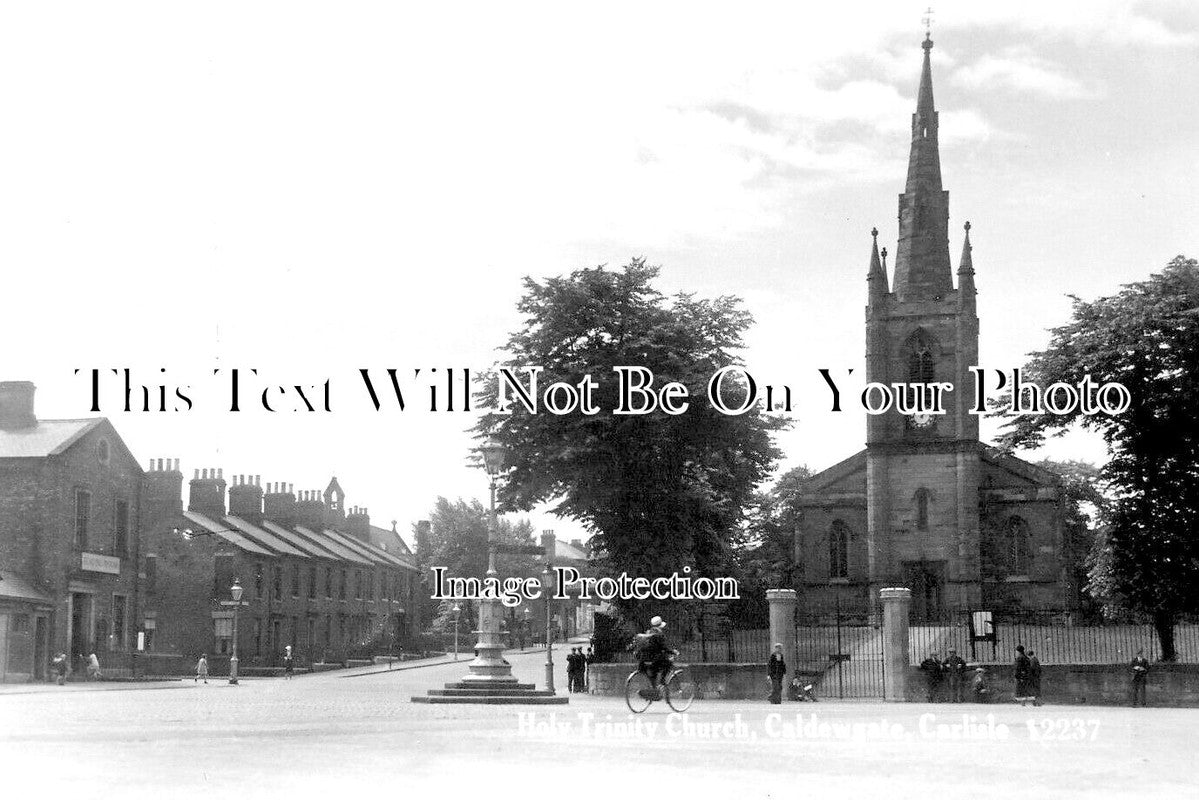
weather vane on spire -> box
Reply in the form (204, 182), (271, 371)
(922, 7), (934, 38)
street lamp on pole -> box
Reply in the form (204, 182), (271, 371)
(452, 603), (461, 661)
(542, 565), (555, 693)
(460, 439), (518, 686)
(229, 579), (244, 685)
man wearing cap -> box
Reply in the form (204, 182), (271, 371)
(767, 643), (787, 704)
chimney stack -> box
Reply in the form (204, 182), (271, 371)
(144, 458), (184, 520)
(263, 482), (296, 526)
(294, 488), (328, 531)
(344, 506), (370, 542)
(228, 474), (264, 522)
(188, 467), (227, 518)
(0, 381), (37, 429)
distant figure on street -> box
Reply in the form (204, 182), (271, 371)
(767, 643), (786, 704)
(195, 654), (209, 683)
(584, 646), (595, 691)
(1014, 645), (1032, 705)
(1028, 650), (1043, 706)
(86, 652), (102, 681)
(52, 653), (68, 685)
(972, 667), (991, 702)
(943, 649), (967, 703)
(919, 652), (943, 702)
(565, 648), (578, 692)
(283, 645), (294, 679)
(1130, 649), (1150, 707)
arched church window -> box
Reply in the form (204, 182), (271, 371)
(1006, 516), (1031, 575)
(829, 520), (850, 579)
(907, 331), (936, 384)
(915, 488), (930, 530)
(904, 330), (937, 419)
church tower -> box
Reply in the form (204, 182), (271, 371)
(794, 35), (1068, 620)
(864, 33), (981, 616)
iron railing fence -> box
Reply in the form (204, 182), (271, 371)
(908, 609), (1199, 665)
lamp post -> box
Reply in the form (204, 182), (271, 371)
(229, 579), (244, 685)
(523, 607), (531, 652)
(452, 603), (461, 661)
(542, 565), (555, 693)
(461, 439), (517, 685)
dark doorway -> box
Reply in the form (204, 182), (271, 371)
(70, 593), (90, 667)
(903, 561), (946, 620)
(34, 617), (47, 680)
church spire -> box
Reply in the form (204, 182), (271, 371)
(868, 226), (889, 305)
(958, 221), (976, 313)
(893, 34), (953, 301)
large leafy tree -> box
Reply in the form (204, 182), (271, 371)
(996, 256), (1199, 659)
(1035, 459), (1109, 615)
(415, 497), (538, 632)
(475, 260), (786, 618)
(735, 464), (812, 591)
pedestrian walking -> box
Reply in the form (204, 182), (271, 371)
(943, 649), (967, 702)
(52, 652), (68, 685)
(919, 652), (943, 702)
(767, 643), (786, 704)
(1014, 645), (1031, 705)
(283, 645), (294, 679)
(86, 652), (102, 681)
(1130, 649), (1149, 707)
(1028, 650), (1043, 706)
(584, 646), (595, 692)
(195, 653), (209, 683)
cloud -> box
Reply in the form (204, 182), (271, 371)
(952, 48), (1099, 99)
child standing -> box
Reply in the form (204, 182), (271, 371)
(195, 653), (209, 683)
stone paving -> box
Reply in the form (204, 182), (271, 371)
(1, 647), (1194, 799)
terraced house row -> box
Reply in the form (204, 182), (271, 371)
(0, 381), (420, 681)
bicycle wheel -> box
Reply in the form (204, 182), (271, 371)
(665, 668), (696, 712)
(625, 670), (655, 714)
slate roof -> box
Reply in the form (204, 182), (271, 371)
(182, 510), (274, 556)
(292, 526), (374, 565)
(0, 419), (103, 458)
(0, 570), (53, 604)
(223, 515), (310, 558)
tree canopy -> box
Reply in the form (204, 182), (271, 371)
(474, 260), (786, 614)
(414, 496), (538, 632)
(997, 256), (1199, 658)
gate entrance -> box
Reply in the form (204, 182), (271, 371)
(794, 599), (886, 699)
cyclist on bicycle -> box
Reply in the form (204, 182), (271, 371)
(636, 616), (678, 694)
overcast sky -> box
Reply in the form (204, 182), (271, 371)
(2, 1), (1196, 545)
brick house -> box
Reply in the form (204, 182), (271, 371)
(0, 381), (144, 680)
(793, 37), (1067, 618)
(141, 465), (420, 670)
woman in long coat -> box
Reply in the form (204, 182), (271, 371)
(1014, 645), (1031, 705)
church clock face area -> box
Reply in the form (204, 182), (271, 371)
(794, 33), (1067, 617)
